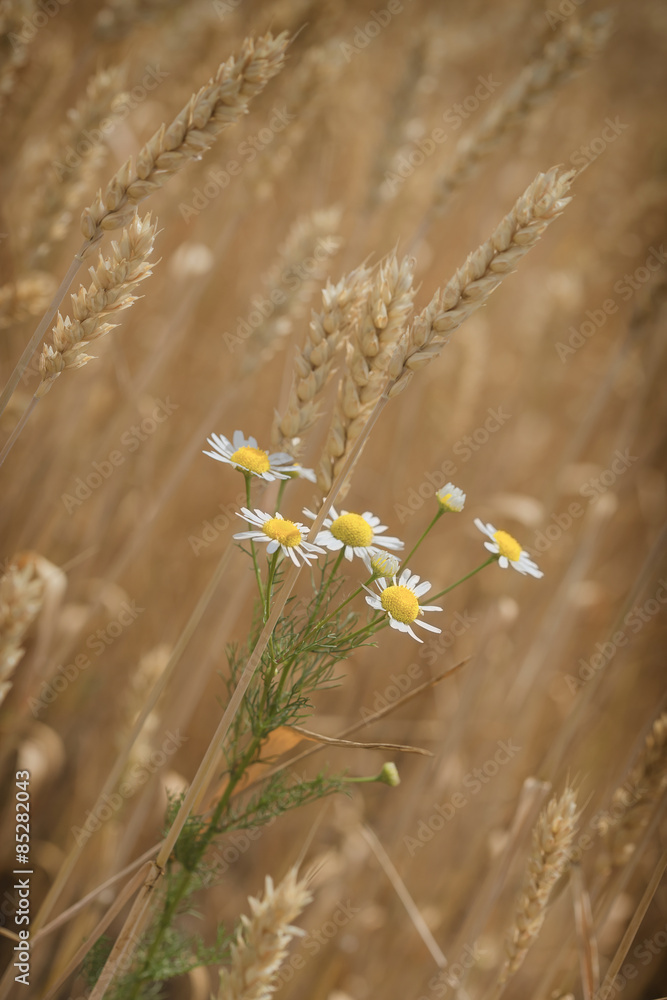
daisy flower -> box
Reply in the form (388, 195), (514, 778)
(234, 509), (324, 567)
(204, 430), (313, 482)
(474, 518), (543, 578)
(364, 549), (402, 579)
(303, 506), (404, 563)
(436, 483), (466, 513)
(364, 568), (442, 643)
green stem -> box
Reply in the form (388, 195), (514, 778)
(316, 575), (374, 632)
(430, 556), (496, 602)
(134, 734), (263, 991)
(402, 509), (443, 567)
(244, 474), (265, 608)
(275, 478), (287, 512)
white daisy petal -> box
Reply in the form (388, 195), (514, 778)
(365, 566), (442, 643)
(304, 505), (404, 564)
(204, 429), (306, 481)
(475, 518), (543, 580)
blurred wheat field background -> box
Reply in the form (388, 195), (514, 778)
(0, 0), (666, 998)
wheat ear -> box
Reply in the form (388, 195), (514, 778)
(216, 867), (312, 1000)
(0, 555), (47, 708)
(36, 212), (157, 396)
(80, 31), (289, 241)
(240, 207), (343, 371)
(598, 710), (667, 870)
(0, 272), (57, 331)
(430, 12), (611, 217)
(493, 786), (578, 996)
(22, 64), (128, 265)
(319, 252), (415, 492)
(271, 263), (372, 456)
(389, 165), (575, 398)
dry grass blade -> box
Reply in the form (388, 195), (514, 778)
(571, 863), (599, 1000)
(597, 847), (667, 997)
(361, 824), (447, 971)
(288, 723), (432, 757)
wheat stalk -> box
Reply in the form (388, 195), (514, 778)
(389, 165), (575, 399)
(80, 31), (290, 241)
(492, 787), (578, 996)
(36, 212), (157, 396)
(216, 867), (312, 1000)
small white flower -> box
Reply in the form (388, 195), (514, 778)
(285, 463), (317, 483)
(234, 508), (324, 567)
(204, 430), (310, 482)
(474, 518), (543, 578)
(436, 483), (466, 513)
(364, 549), (402, 579)
(303, 506), (404, 563)
(364, 568), (442, 643)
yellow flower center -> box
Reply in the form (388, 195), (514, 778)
(493, 530), (522, 562)
(330, 512), (374, 548)
(231, 446), (271, 475)
(262, 518), (302, 547)
(381, 585), (419, 624)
